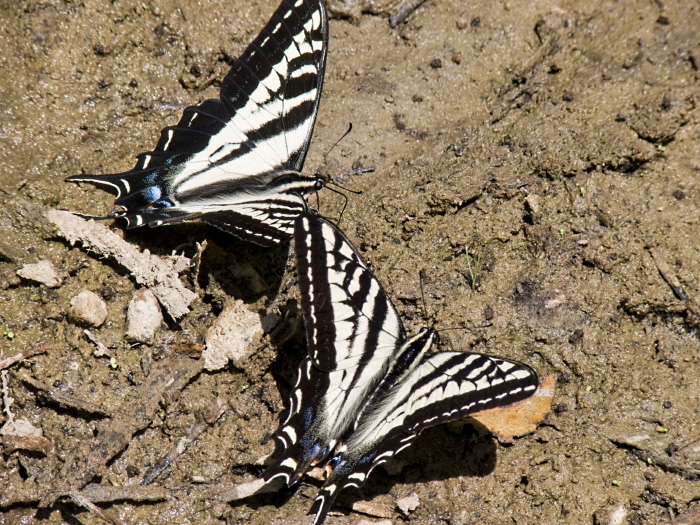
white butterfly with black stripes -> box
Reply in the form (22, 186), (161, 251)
(67, 0), (328, 246)
(261, 213), (540, 524)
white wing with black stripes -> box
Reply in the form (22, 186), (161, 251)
(262, 213), (406, 486)
(67, 0), (328, 246)
(262, 213), (539, 524)
(311, 339), (539, 524)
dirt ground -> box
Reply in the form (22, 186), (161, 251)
(1, 0), (699, 523)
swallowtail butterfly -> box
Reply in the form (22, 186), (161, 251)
(262, 213), (540, 524)
(67, 0), (328, 246)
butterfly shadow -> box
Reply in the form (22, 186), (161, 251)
(333, 419), (502, 511)
(116, 222), (292, 310)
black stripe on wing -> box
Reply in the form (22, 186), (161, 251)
(294, 214), (406, 372)
(262, 356), (334, 486)
(261, 215), (406, 484)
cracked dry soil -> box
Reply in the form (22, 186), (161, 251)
(1, 0), (699, 524)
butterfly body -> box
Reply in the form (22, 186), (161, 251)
(68, 0), (328, 246)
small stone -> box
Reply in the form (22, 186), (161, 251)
(126, 288), (163, 343)
(430, 58), (443, 69)
(352, 497), (394, 518)
(456, 18), (467, 30)
(204, 300), (263, 370)
(16, 260), (62, 288)
(69, 290), (107, 327)
(593, 505), (627, 525)
(451, 53), (462, 65)
(525, 194), (541, 215)
(397, 492), (420, 515)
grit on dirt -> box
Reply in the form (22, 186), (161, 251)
(1, 0), (699, 524)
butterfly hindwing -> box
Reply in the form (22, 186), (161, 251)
(310, 348), (539, 524)
(67, 0), (328, 246)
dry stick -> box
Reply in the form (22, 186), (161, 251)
(47, 210), (196, 320)
(648, 247), (690, 302)
(390, 0), (428, 27)
(143, 396), (227, 485)
(16, 373), (113, 418)
(40, 355), (202, 508)
(69, 490), (122, 525)
(0, 341), (49, 371)
(82, 484), (169, 504)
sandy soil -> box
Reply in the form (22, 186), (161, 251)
(1, 0), (699, 523)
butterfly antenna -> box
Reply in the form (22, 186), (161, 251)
(323, 123), (353, 165)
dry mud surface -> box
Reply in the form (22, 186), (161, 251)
(1, 0), (699, 524)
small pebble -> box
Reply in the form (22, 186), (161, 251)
(451, 53), (462, 65)
(16, 260), (62, 288)
(593, 505), (627, 525)
(430, 58), (443, 69)
(397, 492), (420, 515)
(126, 288), (163, 343)
(69, 290), (107, 327)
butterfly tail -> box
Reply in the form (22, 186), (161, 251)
(309, 484), (342, 525)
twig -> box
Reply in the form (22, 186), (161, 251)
(82, 483), (169, 503)
(16, 373), (113, 418)
(648, 247), (690, 302)
(390, 0), (428, 27)
(40, 355), (202, 507)
(0, 341), (49, 371)
(69, 490), (122, 525)
(83, 330), (114, 358)
(608, 438), (700, 481)
(143, 396), (227, 484)
(1, 370), (14, 424)
(47, 210), (196, 319)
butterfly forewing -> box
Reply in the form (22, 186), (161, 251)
(67, 0), (328, 246)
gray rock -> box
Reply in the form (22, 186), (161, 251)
(204, 300), (263, 370)
(68, 290), (107, 327)
(16, 260), (62, 288)
(126, 288), (163, 343)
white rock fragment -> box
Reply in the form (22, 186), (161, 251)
(126, 288), (163, 343)
(69, 290), (107, 327)
(593, 505), (627, 525)
(0, 418), (43, 437)
(396, 492), (420, 515)
(16, 260), (62, 288)
(352, 497), (395, 518)
(47, 210), (196, 319)
(204, 300), (263, 371)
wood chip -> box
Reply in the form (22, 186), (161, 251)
(16, 373), (113, 418)
(203, 300), (264, 370)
